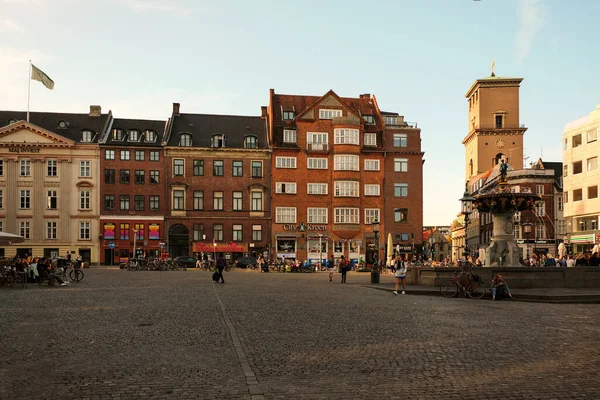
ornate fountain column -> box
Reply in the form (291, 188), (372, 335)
(485, 212), (521, 267)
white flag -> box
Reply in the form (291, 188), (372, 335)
(31, 64), (54, 90)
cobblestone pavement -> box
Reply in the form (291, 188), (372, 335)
(1, 270), (599, 399)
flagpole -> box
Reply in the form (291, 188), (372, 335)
(27, 60), (31, 123)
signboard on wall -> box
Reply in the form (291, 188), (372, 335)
(104, 223), (115, 240)
(148, 224), (160, 240)
(193, 242), (248, 253)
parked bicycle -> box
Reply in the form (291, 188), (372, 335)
(440, 269), (486, 299)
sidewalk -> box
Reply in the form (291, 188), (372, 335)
(367, 283), (600, 303)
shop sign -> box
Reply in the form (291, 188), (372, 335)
(277, 252), (296, 259)
(193, 242), (247, 253)
(9, 147), (41, 153)
(283, 222), (326, 232)
(396, 246), (413, 252)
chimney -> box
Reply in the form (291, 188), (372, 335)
(261, 106), (268, 118)
(270, 88), (275, 97)
(89, 105), (101, 117)
(359, 93), (370, 99)
(173, 102), (180, 116)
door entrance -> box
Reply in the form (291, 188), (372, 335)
(168, 224), (189, 258)
(79, 249), (91, 265)
(104, 248), (115, 266)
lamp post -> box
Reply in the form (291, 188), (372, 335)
(213, 238), (217, 263)
(132, 228), (139, 263)
(318, 233), (323, 272)
(522, 221), (533, 262)
(370, 219), (380, 284)
(459, 183), (475, 261)
(428, 236), (434, 261)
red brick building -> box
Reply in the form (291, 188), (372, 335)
(99, 118), (167, 264)
(267, 89), (423, 264)
(163, 103), (271, 260)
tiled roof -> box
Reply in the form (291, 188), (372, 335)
(0, 110), (110, 143)
(167, 113), (268, 149)
(104, 118), (167, 147)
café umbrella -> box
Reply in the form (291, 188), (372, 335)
(0, 232), (25, 245)
(386, 233), (393, 266)
(558, 242), (567, 259)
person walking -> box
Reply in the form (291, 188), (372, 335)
(215, 253), (226, 283)
(340, 255), (349, 283)
(326, 255), (335, 282)
(393, 254), (407, 295)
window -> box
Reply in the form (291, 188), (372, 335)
(363, 115), (375, 125)
(135, 150), (145, 161)
(565, 192), (569, 203)
(563, 138), (568, 151)
(572, 134), (582, 148)
(307, 158), (327, 169)
(534, 201), (545, 217)
(149, 195), (159, 211)
(135, 170), (145, 184)
(252, 161), (263, 177)
(395, 208), (408, 222)
(150, 151), (160, 161)
(80, 161), (91, 177)
(120, 150), (130, 160)
(0, 190), (3, 208)
(46, 221), (57, 240)
(334, 128), (359, 145)
(307, 132), (328, 150)
(588, 185), (598, 199)
(133, 223), (145, 240)
(179, 133), (192, 147)
(276, 182), (297, 194)
(47, 190), (58, 209)
(79, 222), (90, 240)
(334, 155), (359, 171)
(251, 191), (263, 211)
(252, 225), (262, 241)
(394, 183), (408, 197)
(0, 221), (2, 231)
(513, 225), (521, 240)
(193, 191), (204, 210)
(233, 224), (243, 241)
(334, 181), (359, 197)
(173, 159), (184, 176)
(193, 224), (203, 241)
(120, 195), (130, 210)
(563, 165), (568, 177)
(104, 169), (115, 184)
(213, 160), (224, 176)
(173, 190), (185, 210)
(213, 191), (224, 210)
(573, 161), (583, 174)
(394, 158), (408, 172)
(283, 129), (297, 143)
(120, 223), (130, 240)
(364, 159), (380, 171)
(535, 224), (546, 240)
(307, 183), (327, 195)
(364, 208), (380, 225)
(495, 115), (503, 128)
(112, 129), (123, 141)
(587, 157), (598, 171)
(536, 185), (544, 195)
(104, 150), (116, 161)
(20, 190), (30, 209)
(129, 130), (140, 142)
(211, 134), (224, 148)
(334, 208), (359, 224)
(193, 160), (204, 176)
(46, 160), (57, 176)
(20, 221), (31, 239)
(145, 130), (157, 142)
(213, 224), (224, 241)
(232, 191), (243, 211)
(276, 207), (296, 223)
(307, 208), (328, 224)
(20, 159), (31, 176)
(393, 134), (408, 147)
(364, 133), (377, 146)
(364, 184), (380, 196)
(557, 195), (563, 211)
(276, 157), (297, 168)
(587, 129), (597, 143)
(80, 191), (91, 210)
(82, 130), (93, 142)
(104, 195), (115, 210)
(319, 109), (342, 119)
(244, 135), (257, 149)
(120, 169), (130, 184)
(283, 111), (295, 120)
(0, 160), (3, 176)
(134, 195), (144, 211)
(150, 170), (159, 184)
(232, 160), (243, 176)
(385, 115), (398, 125)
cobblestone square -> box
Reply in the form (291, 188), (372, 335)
(1, 270), (599, 399)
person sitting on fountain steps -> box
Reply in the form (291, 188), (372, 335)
(491, 273), (513, 301)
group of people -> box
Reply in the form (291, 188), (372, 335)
(526, 252), (600, 267)
(3, 252), (82, 287)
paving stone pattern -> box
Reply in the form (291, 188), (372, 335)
(1, 270), (599, 399)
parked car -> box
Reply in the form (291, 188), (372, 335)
(174, 256), (196, 269)
(236, 256), (257, 269)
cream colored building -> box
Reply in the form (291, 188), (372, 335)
(0, 108), (109, 263)
(562, 105), (600, 253)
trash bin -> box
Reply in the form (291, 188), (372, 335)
(370, 271), (380, 284)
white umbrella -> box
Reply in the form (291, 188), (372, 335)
(386, 233), (393, 266)
(557, 242), (567, 259)
(0, 232), (25, 245)
(593, 244), (600, 254)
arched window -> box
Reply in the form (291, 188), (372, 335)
(211, 134), (224, 148)
(469, 159), (473, 176)
(244, 135), (257, 149)
(145, 130), (157, 143)
(179, 133), (192, 147)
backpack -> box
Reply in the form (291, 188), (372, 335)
(212, 271), (219, 282)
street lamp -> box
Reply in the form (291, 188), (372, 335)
(370, 219), (380, 284)
(459, 183), (475, 260)
(132, 228), (139, 264)
(522, 221), (533, 261)
(318, 233), (323, 272)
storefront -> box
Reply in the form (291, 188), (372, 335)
(275, 235), (297, 261)
(100, 220), (164, 265)
(193, 242), (248, 263)
(306, 235), (328, 264)
(568, 233), (599, 254)
(516, 239), (557, 259)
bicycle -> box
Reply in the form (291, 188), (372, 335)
(440, 270), (486, 299)
(68, 262), (85, 283)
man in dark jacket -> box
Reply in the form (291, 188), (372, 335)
(216, 253), (226, 283)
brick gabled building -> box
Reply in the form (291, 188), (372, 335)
(163, 103), (271, 260)
(98, 117), (167, 265)
(267, 89), (423, 264)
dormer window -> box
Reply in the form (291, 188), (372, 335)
(81, 130), (93, 143)
(112, 129), (123, 141)
(145, 130), (157, 143)
(244, 135), (258, 149)
(179, 133), (193, 147)
(385, 116), (398, 126)
(283, 111), (295, 120)
(211, 134), (224, 148)
(58, 120), (68, 129)
(495, 115), (503, 128)
(128, 130), (140, 142)
(363, 115), (375, 125)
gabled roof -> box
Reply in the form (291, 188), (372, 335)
(104, 118), (167, 147)
(294, 90), (362, 120)
(0, 110), (111, 143)
(0, 121), (75, 146)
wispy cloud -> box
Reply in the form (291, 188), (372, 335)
(113, 0), (191, 17)
(515, 0), (547, 62)
(0, 18), (21, 32)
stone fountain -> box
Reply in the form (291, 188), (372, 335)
(474, 161), (541, 267)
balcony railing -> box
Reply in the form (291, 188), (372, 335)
(306, 143), (329, 152)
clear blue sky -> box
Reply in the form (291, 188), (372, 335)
(1, 0), (599, 225)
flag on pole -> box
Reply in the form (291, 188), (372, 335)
(31, 64), (54, 90)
